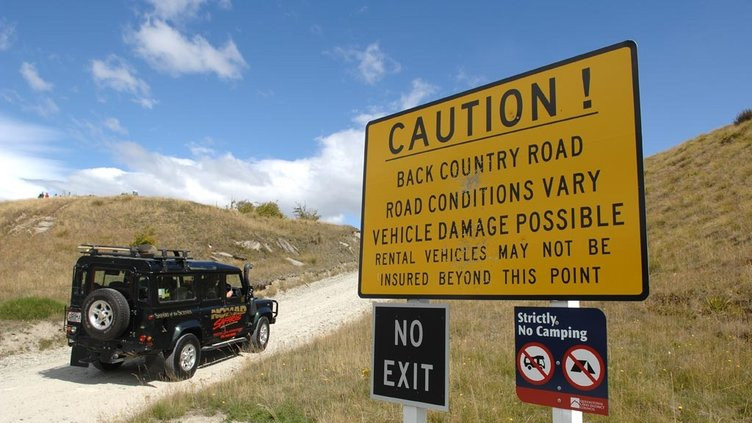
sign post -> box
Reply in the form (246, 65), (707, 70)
(551, 301), (583, 423)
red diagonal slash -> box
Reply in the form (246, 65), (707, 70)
(567, 351), (598, 385)
(521, 348), (548, 379)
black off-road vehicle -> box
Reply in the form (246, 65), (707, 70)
(64, 244), (278, 380)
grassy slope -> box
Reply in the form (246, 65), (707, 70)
(131, 120), (752, 423)
(0, 196), (359, 303)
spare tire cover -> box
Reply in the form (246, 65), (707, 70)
(81, 288), (130, 341)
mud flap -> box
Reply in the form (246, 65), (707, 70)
(70, 345), (91, 367)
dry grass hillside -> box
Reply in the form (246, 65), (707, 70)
(0, 196), (359, 302)
(133, 120), (752, 423)
(645, 120), (752, 312)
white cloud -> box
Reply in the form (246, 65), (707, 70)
(187, 137), (216, 157)
(91, 55), (157, 109)
(352, 111), (385, 127)
(0, 19), (15, 51)
(456, 67), (486, 88)
(0, 114), (63, 199)
(103, 117), (128, 135)
(145, 0), (207, 21)
(351, 78), (438, 127)
(41, 128), (365, 223)
(333, 42), (401, 85)
(128, 19), (247, 80)
(2, 89), (59, 117)
(20, 62), (54, 92)
(26, 97), (59, 117)
(398, 78), (438, 110)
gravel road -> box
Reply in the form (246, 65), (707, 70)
(0, 272), (374, 423)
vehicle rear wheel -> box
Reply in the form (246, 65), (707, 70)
(92, 360), (123, 372)
(164, 333), (200, 380)
(248, 316), (270, 352)
(81, 288), (130, 341)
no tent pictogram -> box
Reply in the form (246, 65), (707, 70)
(517, 342), (554, 385)
(562, 345), (605, 391)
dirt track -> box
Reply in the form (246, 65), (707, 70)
(0, 272), (373, 423)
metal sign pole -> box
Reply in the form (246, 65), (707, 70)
(550, 300), (583, 423)
(404, 405), (427, 423)
(404, 298), (429, 423)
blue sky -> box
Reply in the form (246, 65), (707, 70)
(1, 1), (750, 226)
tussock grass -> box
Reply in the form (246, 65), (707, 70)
(133, 121), (752, 422)
(0, 196), (359, 303)
(0, 297), (65, 320)
(734, 108), (752, 125)
(37, 332), (66, 351)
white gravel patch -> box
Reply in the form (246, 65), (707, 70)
(0, 272), (375, 423)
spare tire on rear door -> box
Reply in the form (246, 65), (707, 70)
(81, 288), (130, 341)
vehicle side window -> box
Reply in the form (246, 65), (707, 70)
(73, 268), (87, 297)
(226, 273), (244, 302)
(200, 273), (222, 300)
(138, 276), (150, 301)
(157, 275), (196, 302)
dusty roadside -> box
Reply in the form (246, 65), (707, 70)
(0, 272), (373, 423)
(0, 320), (64, 358)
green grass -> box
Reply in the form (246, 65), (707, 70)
(0, 297), (65, 320)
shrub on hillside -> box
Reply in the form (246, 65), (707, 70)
(235, 200), (255, 214)
(735, 108), (752, 125)
(256, 201), (284, 218)
(130, 226), (157, 247)
(293, 203), (320, 221)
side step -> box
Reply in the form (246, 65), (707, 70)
(202, 337), (247, 352)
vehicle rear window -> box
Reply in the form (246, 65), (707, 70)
(91, 269), (128, 290)
(157, 275), (195, 302)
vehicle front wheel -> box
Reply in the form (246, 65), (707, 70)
(248, 316), (270, 352)
(164, 333), (200, 380)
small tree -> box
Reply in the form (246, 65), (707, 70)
(130, 226), (157, 247)
(235, 200), (255, 214)
(734, 108), (752, 125)
(256, 201), (284, 218)
(293, 202), (320, 221)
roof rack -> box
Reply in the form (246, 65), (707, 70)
(77, 244), (192, 260)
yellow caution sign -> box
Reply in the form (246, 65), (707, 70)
(359, 41), (648, 300)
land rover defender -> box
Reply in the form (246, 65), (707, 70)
(64, 244), (278, 380)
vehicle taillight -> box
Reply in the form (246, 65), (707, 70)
(139, 335), (147, 343)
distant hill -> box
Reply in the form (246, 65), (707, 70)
(0, 196), (359, 302)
